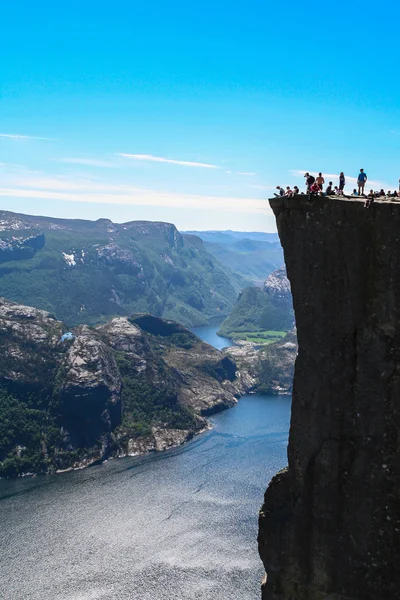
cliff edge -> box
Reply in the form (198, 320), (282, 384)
(258, 195), (400, 600)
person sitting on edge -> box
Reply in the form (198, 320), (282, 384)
(352, 188), (359, 196)
(293, 185), (300, 195)
(284, 186), (293, 197)
(357, 169), (368, 195)
(316, 172), (325, 190)
(334, 186), (342, 195)
(365, 189), (375, 208)
(304, 172), (315, 191)
(325, 181), (334, 195)
(309, 182), (320, 195)
(378, 188), (385, 197)
(339, 172), (346, 192)
(274, 186), (285, 197)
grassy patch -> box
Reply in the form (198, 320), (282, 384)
(230, 330), (287, 344)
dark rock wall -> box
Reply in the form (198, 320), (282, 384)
(259, 196), (400, 600)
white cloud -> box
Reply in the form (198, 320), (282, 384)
(117, 153), (220, 169)
(0, 133), (52, 141)
(57, 157), (118, 168)
(0, 172), (270, 214)
(236, 172), (256, 176)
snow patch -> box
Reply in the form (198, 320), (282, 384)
(62, 252), (76, 266)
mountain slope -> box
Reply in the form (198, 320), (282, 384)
(0, 210), (241, 328)
(0, 298), (246, 477)
(183, 230), (284, 285)
(218, 267), (294, 339)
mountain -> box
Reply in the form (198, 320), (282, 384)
(183, 230), (284, 285)
(0, 298), (248, 478)
(218, 267), (294, 341)
(183, 230), (280, 244)
(0, 210), (242, 328)
(227, 329), (297, 395)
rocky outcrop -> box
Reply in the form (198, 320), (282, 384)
(0, 300), (247, 477)
(227, 329), (297, 394)
(258, 195), (400, 600)
(0, 233), (45, 263)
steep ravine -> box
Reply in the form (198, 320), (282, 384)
(258, 196), (400, 600)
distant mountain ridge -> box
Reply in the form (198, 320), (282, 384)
(183, 230), (280, 244)
(183, 230), (284, 285)
(0, 210), (242, 328)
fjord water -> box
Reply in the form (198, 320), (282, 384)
(0, 326), (291, 600)
(191, 322), (232, 350)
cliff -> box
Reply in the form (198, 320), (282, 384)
(258, 195), (400, 600)
(0, 300), (246, 477)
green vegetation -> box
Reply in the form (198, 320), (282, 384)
(0, 212), (243, 328)
(218, 286), (294, 339)
(183, 231), (284, 285)
(115, 352), (197, 439)
(229, 330), (287, 344)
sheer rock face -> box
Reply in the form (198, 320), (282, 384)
(259, 196), (400, 600)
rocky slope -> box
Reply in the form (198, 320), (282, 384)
(218, 267), (294, 339)
(0, 298), (246, 478)
(0, 210), (242, 328)
(227, 329), (297, 394)
(259, 195), (400, 600)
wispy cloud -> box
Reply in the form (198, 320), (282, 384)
(237, 172), (256, 176)
(0, 172), (270, 214)
(0, 133), (53, 141)
(58, 157), (118, 168)
(118, 153), (220, 169)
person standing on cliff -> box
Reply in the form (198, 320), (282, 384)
(357, 169), (368, 195)
(339, 172), (346, 192)
(316, 172), (325, 190)
(304, 172), (315, 191)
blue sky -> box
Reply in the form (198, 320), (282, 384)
(1, 0), (399, 231)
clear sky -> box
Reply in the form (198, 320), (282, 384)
(1, 0), (399, 232)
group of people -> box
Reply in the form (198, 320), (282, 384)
(275, 169), (399, 209)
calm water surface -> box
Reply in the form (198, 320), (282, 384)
(191, 323), (232, 350)
(0, 325), (291, 600)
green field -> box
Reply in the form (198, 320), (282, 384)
(230, 330), (287, 344)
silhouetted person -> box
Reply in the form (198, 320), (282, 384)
(316, 172), (325, 190)
(304, 172), (315, 191)
(274, 186), (285, 197)
(325, 181), (334, 195)
(365, 189), (375, 208)
(339, 172), (346, 192)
